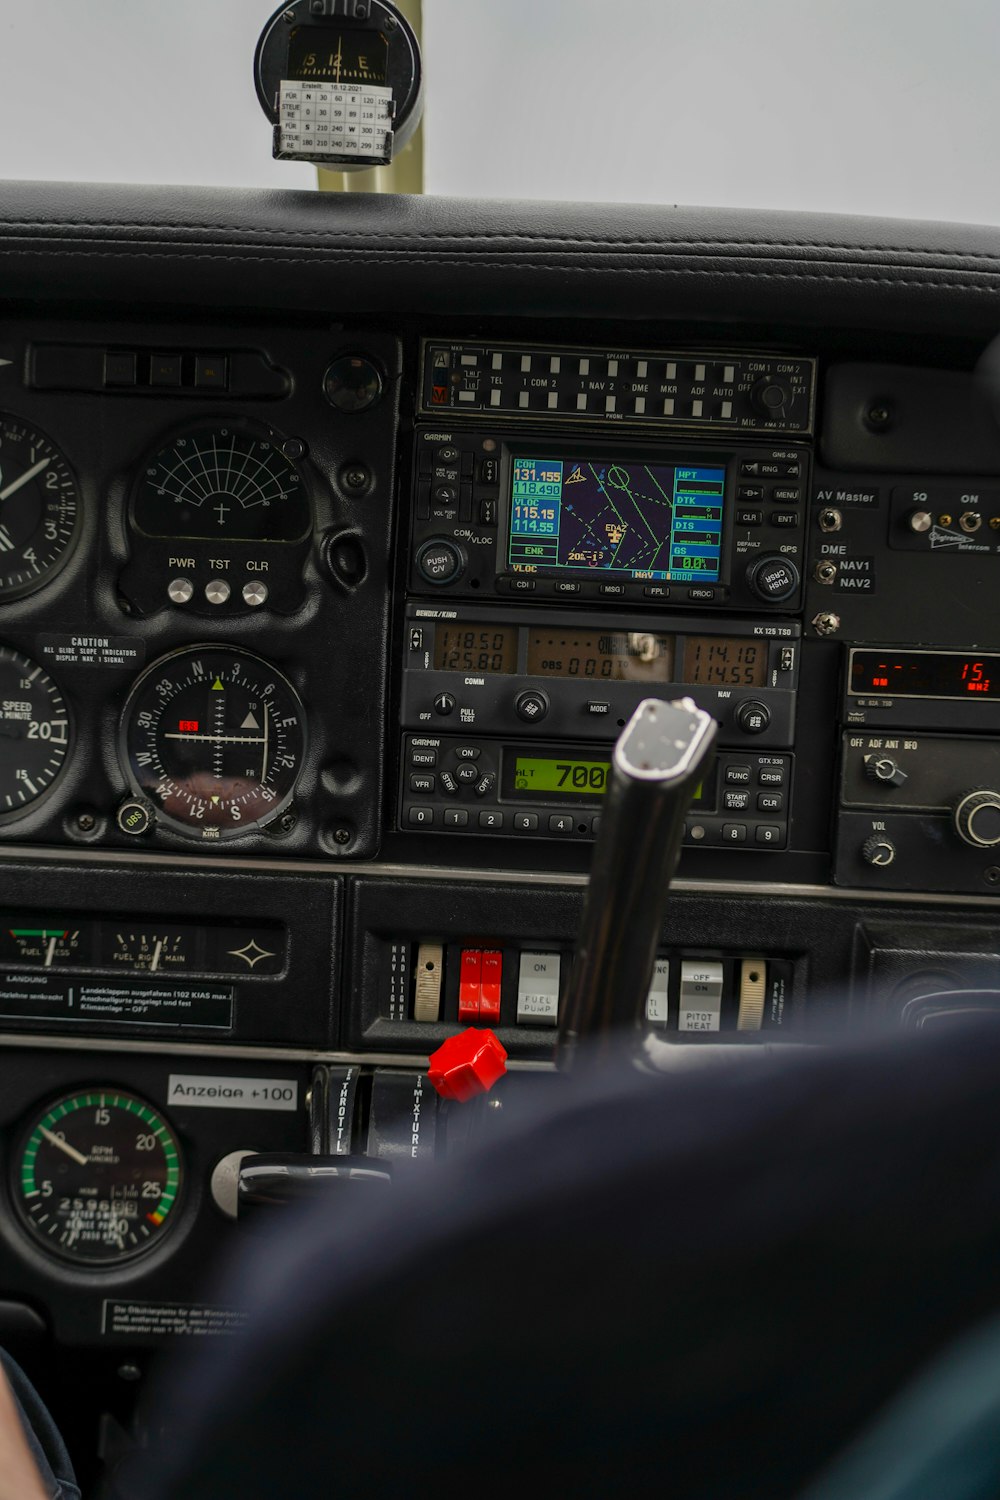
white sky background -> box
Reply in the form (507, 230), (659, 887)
(0, 0), (997, 224)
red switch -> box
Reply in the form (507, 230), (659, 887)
(480, 950), (502, 1023)
(458, 949), (483, 1022)
(428, 1028), (508, 1102)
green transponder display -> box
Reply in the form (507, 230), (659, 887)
(513, 757), (610, 797)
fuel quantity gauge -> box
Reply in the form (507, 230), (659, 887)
(111, 927), (196, 972)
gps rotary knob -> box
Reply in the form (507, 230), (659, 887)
(745, 555), (800, 603)
(954, 789), (1000, 848)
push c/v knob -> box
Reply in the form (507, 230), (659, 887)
(861, 834), (896, 867)
(416, 538), (465, 586)
(745, 555), (800, 603)
(954, 789), (1000, 848)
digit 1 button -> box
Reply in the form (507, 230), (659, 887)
(514, 689), (549, 723)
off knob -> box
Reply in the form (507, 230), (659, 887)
(751, 378), (791, 418)
(861, 834), (896, 867)
(954, 789), (1000, 848)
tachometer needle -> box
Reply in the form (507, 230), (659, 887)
(39, 1126), (89, 1166)
(0, 456), (50, 501)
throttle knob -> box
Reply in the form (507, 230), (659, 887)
(861, 834), (896, 867)
(954, 789), (1000, 848)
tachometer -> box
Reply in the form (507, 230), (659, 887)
(0, 647), (71, 819)
(14, 1089), (183, 1265)
(0, 415), (81, 599)
(120, 646), (305, 840)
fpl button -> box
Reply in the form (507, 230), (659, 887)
(458, 949), (483, 1023)
(734, 701), (771, 735)
(515, 689), (549, 724)
(416, 539), (463, 586)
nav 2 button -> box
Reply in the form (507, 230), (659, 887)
(514, 690), (549, 724)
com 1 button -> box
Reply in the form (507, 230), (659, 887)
(416, 539), (464, 586)
(515, 689), (549, 724)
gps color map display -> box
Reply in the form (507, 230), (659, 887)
(508, 457), (725, 582)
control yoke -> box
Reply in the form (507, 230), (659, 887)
(560, 698), (717, 1065)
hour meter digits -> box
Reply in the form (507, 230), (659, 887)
(254, 0), (423, 170)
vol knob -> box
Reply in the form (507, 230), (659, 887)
(861, 834), (896, 867)
(954, 789), (1000, 848)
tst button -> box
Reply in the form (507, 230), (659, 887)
(416, 539), (464, 586)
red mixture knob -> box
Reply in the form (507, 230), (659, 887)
(428, 1028), (508, 1102)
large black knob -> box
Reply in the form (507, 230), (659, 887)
(416, 538), (464, 586)
(751, 378), (791, 418)
(954, 789), (1000, 848)
(734, 701), (771, 735)
(745, 555), (800, 603)
(864, 754), (908, 788)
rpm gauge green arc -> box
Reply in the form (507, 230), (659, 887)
(15, 1090), (183, 1265)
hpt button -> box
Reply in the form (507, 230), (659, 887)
(205, 578), (231, 606)
(167, 578), (194, 605)
(242, 581), (269, 608)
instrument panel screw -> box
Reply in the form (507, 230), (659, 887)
(117, 1363), (142, 1383)
(385, 11), (398, 26)
(281, 437), (307, 461)
(342, 465), (370, 493)
(811, 611), (841, 637)
(866, 403), (892, 430)
(986, 867), (1000, 885)
(277, 812), (298, 835)
(333, 826), (351, 845)
(283, 9), (296, 22)
(75, 811), (96, 833)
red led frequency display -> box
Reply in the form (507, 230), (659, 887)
(850, 650), (1000, 699)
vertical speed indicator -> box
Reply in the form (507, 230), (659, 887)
(120, 647), (306, 840)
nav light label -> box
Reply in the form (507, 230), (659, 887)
(167, 1075), (298, 1111)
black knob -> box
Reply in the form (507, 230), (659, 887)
(863, 754), (908, 788)
(745, 555), (800, 603)
(433, 693), (456, 717)
(751, 378), (791, 417)
(734, 701), (771, 735)
(515, 689), (549, 724)
(954, 789), (1000, 848)
(861, 834), (896, 867)
(416, 539), (464, 586)
(117, 798), (154, 837)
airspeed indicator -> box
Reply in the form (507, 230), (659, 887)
(0, 647), (71, 820)
(120, 647), (306, 840)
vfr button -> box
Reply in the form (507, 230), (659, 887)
(458, 949), (482, 1022)
(409, 773), (435, 794)
(679, 960), (723, 1033)
(645, 958), (670, 1028)
(517, 951), (560, 1026)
